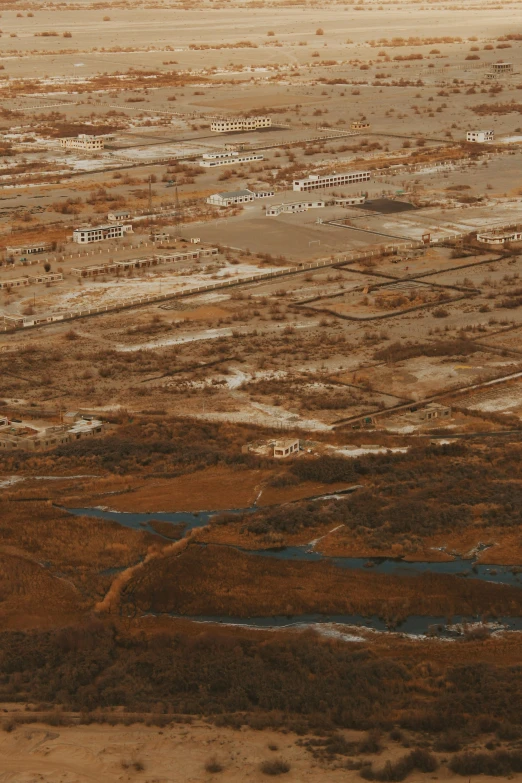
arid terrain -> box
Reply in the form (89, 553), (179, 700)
(2, 0), (522, 779)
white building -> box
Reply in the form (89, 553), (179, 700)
(207, 188), (275, 207)
(210, 117), (272, 133)
(72, 223), (133, 244)
(477, 228), (522, 244)
(466, 130), (494, 143)
(266, 199), (325, 216)
(59, 134), (104, 151)
(293, 171), (371, 192)
(199, 154), (264, 168)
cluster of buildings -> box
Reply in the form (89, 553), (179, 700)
(72, 246), (218, 277)
(210, 117), (272, 133)
(0, 414), (104, 452)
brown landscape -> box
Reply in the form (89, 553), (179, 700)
(2, 0), (522, 778)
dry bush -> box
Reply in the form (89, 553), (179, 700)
(205, 756), (224, 772)
(260, 759), (291, 775)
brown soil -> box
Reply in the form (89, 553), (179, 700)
(0, 552), (84, 630)
(0, 719), (466, 783)
(102, 466), (352, 513)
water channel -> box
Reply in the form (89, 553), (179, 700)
(66, 506), (522, 637)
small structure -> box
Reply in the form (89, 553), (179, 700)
(273, 439), (300, 459)
(107, 209), (131, 222)
(210, 117), (271, 133)
(59, 134), (104, 151)
(491, 61), (513, 73)
(150, 232), (169, 242)
(5, 242), (52, 257)
(466, 130), (494, 143)
(416, 403), (452, 422)
(266, 199), (325, 216)
(0, 276), (31, 289)
(72, 223), (133, 244)
(27, 272), (63, 284)
(351, 121), (370, 131)
(199, 153), (264, 168)
(293, 171), (371, 192)
(477, 228), (522, 244)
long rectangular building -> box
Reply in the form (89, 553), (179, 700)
(293, 171), (371, 192)
(210, 117), (271, 133)
(199, 154), (264, 168)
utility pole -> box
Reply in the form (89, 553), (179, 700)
(148, 176), (152, 223)
(174, 184), (181, 237)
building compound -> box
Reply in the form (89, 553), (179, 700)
(0, 414), (104, 452)
(72, 223), (133, 244)
(210, 117), (271, 133)
(59, 134), (104, 151)
(293, 171), (371, 192)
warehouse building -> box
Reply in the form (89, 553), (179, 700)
(293, 171), (371, 192)
(207, 189), (275, 207)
